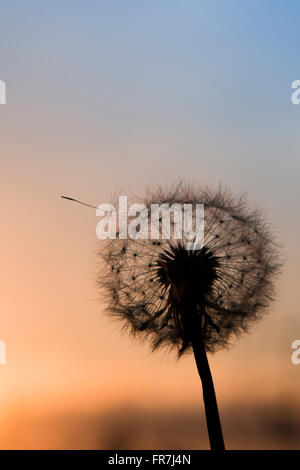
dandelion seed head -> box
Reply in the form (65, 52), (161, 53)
(98, 183), (282, 356)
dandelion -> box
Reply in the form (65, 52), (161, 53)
(96, 183), (282, 450)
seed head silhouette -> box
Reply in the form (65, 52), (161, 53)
(62, 183), (282, 450)
(96, 183), (282, 450)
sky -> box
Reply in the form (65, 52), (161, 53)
(1, 0), (300, 449)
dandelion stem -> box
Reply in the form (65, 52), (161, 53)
(190, 316), (225, 451)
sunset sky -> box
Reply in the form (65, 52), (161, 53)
(1, 1), (300, 449)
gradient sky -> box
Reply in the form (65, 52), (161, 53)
(1, 0), (300, 448)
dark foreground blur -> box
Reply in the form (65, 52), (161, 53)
(1, 399), (299, 450)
